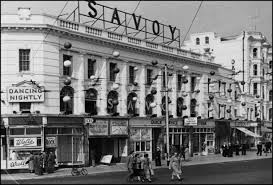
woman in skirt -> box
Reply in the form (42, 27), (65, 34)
(169, 152), (182, 181)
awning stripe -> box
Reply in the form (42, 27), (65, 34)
(236, 127), (262, 138)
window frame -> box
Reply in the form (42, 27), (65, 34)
(146, 69), (153, 85)
(196, 38), (200, 45)
(129, 66), (135, 84)
(19, 49), (30, 72)
(253, 64), (258, 76)
(205, 36), (209, 44)
(87, 58), (96, 79)
(109, 62), (117, 82)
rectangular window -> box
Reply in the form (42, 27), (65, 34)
(10, 128), (25, 135)
(109, 63), (117, 82)
(63, 54), (72, 76)
(26, 128), (41, 135)
(129, 66), (135, 84)
(19, 49), (30, 72)
(205, 37), (209, 44)
(87, 58), (96, 78)
(19, 102), (31, 113)
(253, 65), (258, 76)
(177, 74), (182, 90)
(146, 69), (153, 85)
(191, 76), (196, 92)
(253, 83), (258, 95)
(208, 78), (211, 93)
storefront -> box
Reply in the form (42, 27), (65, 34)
(45, 116), (85, 166)
(5, 116), (44, 169)
(215, 120), (231, 153)
(1, 118), (7, 170)
(87, 117), (129, 164)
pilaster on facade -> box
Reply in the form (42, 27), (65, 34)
(171, 73), (178, 118)
(74, 53), (85, 114)
(139, 65), (146, 117)
(97, 57), (108, 115)
(120, 63), (128, 116)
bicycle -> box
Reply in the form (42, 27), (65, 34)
(71, 165), (88, 176)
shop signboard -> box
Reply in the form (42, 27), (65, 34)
(14, 138), (37, 147)
(184, 117), (197, 126)
(7, 86), (44, 103)
(110, 120), (128, 135)
(45, 137), (57, 147)
(100, 155), (112, 164)
(89, 120), (109, 136)
(8, 160), (28, 169)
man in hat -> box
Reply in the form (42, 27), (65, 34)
(155, 147), (161, 166)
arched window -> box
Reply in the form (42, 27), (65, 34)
(85, 88), (97, 115)
(145, 94), (154, 115)
(107, 91), (119, 114)
(196, 38), (200, 45)
(177, 97), (184, 117)
(253, 48), (257, 58)
(253, 64), (258, 75)
(127, 92), (137, 115)
(161, 96), (171, 116)
(269, 90), (272, 101)
(60, 86), (74, 114)
(190, 99), (197, 117)
(205, 36), (209, 44)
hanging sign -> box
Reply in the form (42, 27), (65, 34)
(14, 138), (37, 147)
(45, 137), (57, 147)
(89, 120), (109, 136)
(7, 86), (45, 102)
(110, 120), (128, 135)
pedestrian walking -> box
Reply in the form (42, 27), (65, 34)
(221, 142), (227, 157)
(26, 152), (34, 173)
(257, 141), (263, 156)
(155, 147), (161, 166)
(47, 151), (56, 173)
(143, 153), (153, 182)
(126, 151), (135, 182)
(241, 142), (247, 155)
(169, 152), (182, 181)
(265, 141), (271, 153)
(227, 143), (233, 157)
(41, 151), (48, 173)
(34, 153), (43, 175)
(184, 145), (189, 161)
(180, 145), (186, 160)
(235, 141), (240, 156)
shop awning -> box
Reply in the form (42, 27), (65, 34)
(236, 127), (262, 138)
(261, 126), (272, 133)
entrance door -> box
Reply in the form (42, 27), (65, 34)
(152, 128), (162, 160)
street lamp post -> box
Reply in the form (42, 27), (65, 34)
(164, 64), (170, 166)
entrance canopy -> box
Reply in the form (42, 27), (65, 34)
(236, 127), (262, 138)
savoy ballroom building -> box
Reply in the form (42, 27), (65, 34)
(1, 2), (265, 170)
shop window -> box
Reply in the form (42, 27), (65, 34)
(136, 142), (140, 151)
(37, 137), (42, 146)
(129, 66), (135, 84)
(73, 128), (82, 135)
(145, 94), (154, 115)
(87, 58), (96, 79)
(141, 141), (145, 151)
(253, 48), (257, 58)
(59, 128), (72, 134)
(109, 62), (117, 82)
(63, 54), (72, 76)
(85, 88), (97, 115)
(253, 64), (258, 75)
(146, 69), (153, 85)
(19, 49), (30, 72)
(190, 99), (197, 117)
(177, 97), (183, 117)
(45, 128), (57, 134)
(196, 38), (200, 45)
(9, 138), (14, 147)
(10, 128), (25, 135)
(269, 90), (272, 101)
(127, 92), (137, 115)
(205, 36), (209, 44)
(19, 102), (31, 113)
(146, 141), (150, 151)
(60, 86), (74, 114)
(26, 127), (41, 135)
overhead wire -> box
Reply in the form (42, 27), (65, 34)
(181, 0), (203, 45)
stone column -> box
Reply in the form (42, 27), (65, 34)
(139, 66), (146, 117)
(171, 73), (177, 118)
(98, 57), (108, 115)
(183, 75), (191, 117)
(74, 53), (85, 114)
(120, 63), (128, 116)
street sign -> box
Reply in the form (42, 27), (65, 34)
(184, 117), (197, 126)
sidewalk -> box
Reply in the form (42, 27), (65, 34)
(1, 151), (272, 181)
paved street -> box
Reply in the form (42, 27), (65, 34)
(2, 158), (271, 184)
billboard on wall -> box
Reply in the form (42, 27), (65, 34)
(89, 120), (109, 136)
(7, 86), (44, 102)
(110, 120), (128, 135)
(184, 117), (197, 126)
(14, 138), (37, 147)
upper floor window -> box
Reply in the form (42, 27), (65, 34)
(253, 83), (258, 95)
(162, 71), (166, 88)
(190, 76), (196, 92)
(87, 58), (96, 79)
(253, 48), (257, 58)
(19, 49), (30, 72)
(85, 88), (97, 115)
(196, 38), (200, 45)
(190, 99), (197, 117)
(205, 36), (209, 44)
(60, 86), (74, 114)
(63, 54), (72, 76)
(253, 64), (258, 75)
(269, 108), (272, 120)
(146, 69), (153, 85)
(129, 66), (135, 84)
(177, 74), (182, 90)
(20, 102), (31, 113)
(269, 90), (272, 101)
(270, 61), (272, 69)
(109, 62), (117, 82)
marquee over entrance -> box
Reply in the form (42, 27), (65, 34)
(236, 127), (262, 138)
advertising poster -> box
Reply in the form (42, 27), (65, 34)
(89, 120), (109, 136)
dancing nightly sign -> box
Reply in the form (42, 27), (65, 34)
(7, 86), (44, 103)
(74, 1), (181, 47)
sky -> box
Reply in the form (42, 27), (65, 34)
(1, 1), (272, 45)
